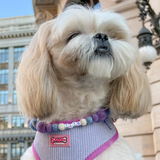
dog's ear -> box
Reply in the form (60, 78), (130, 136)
(108, 56), (152, 119)
(16, 20), (57, 120)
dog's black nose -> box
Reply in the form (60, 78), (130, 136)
(94, 33), (108, 41)
(93, 33), (112, 57)
(93, 33), (109, 50)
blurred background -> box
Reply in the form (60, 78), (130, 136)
(0, 0), (160, 160)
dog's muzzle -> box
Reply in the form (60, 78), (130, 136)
(93, 33), (113, 58)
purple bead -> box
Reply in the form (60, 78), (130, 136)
(36, 122), (47, 133)
(92, 114), (99, 122)
(97, 109), (108, 121)
(46, 124), (52, 132)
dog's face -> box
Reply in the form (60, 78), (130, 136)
(16, 6), (151, 121)
(48, 6), (136, 83)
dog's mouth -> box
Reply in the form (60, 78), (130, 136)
(94, 46), (113, 58)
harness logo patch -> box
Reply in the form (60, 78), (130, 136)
(49, 135), (70, 147)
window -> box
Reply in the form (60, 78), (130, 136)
(14, 68), (18, 82)
(14, 47), (25, 62)
(11, 143), (24, 159)
(0, 48), (9, 63)
(0, 69), (8, 84)
(12, 117), (24, 129)
(0, 117), (8, 129)
(0, 144), (7, 159)
(0, 91), (8, 105)
(13, 90), (17, 104)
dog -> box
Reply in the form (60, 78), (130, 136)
(17, 5), (151, 160)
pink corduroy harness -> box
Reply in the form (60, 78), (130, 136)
(32, 116), (118, 160)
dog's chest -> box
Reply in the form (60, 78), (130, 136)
(54, 86), (108, 121)
(33, 117), (118, 160)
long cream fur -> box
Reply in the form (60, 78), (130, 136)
(108, 58), (151, 119)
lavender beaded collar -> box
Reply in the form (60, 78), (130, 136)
(28, 108), (111, 134)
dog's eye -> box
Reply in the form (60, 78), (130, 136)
(67, 33), (79, 42)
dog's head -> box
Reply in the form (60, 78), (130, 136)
(16, 5), (151, 121)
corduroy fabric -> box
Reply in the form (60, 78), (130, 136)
(33, 116), (118, 160)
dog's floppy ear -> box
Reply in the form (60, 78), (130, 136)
(16, 20), (57, 120)
(108, 56), (152, 119)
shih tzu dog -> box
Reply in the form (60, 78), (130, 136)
(17, 5), (151, 160)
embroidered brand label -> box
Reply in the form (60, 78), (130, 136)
(49, 135), (70, 147)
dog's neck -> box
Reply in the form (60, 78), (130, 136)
(46, 79), (109, 123)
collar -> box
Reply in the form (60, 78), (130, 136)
(29, 108), (111, 133)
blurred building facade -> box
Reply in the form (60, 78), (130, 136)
(0, 16), (37, 160)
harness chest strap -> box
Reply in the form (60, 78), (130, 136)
(32, 116), (118, 160)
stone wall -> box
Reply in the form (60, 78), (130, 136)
(99, 0), (160, 159)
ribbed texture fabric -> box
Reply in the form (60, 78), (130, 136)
(33, 116), (117, 160)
